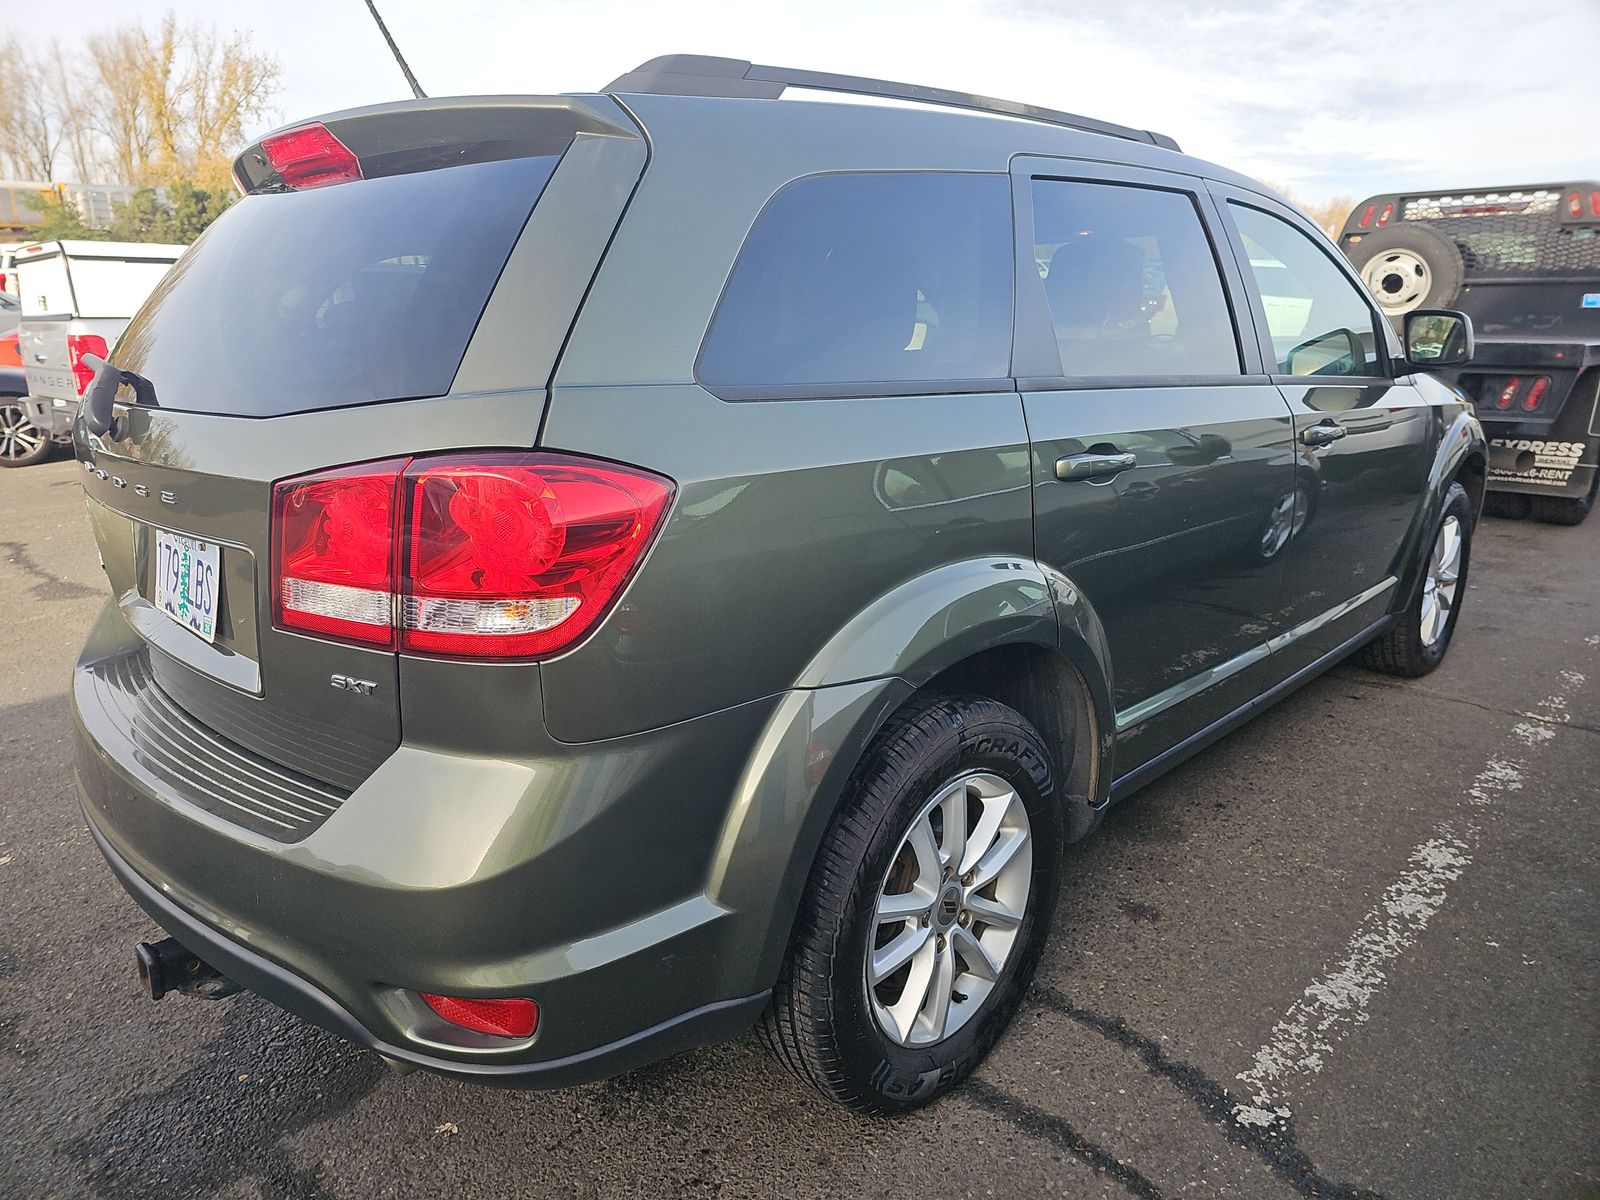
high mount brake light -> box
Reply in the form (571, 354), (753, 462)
(67, 334), (109, 396)
(271, 453), (674, 660)
(259, 123), (363, 190)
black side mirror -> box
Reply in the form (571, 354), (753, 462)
(1403, 309), (1473, 368)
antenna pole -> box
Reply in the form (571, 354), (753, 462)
(360, 0), (427, 99)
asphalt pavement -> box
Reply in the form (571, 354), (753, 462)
(1, 453), (1595, 1199)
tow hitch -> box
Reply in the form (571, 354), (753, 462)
(135, 937), (242, 1002)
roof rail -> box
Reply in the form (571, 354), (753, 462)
(604, 55), (1181, 152)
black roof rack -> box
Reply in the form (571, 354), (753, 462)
(604, 55), (1181, 152)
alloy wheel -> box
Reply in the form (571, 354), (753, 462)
(1419, 514), (1462, 647)
(0, 401), (46, 463)
(865, 770), (1032, 1047)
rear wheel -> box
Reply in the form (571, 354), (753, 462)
(0, 397), (51, 468)
(1357, 482), (1472, 677)
(1348, 225), (1464, 318)
(762, 694), (1063, 1114)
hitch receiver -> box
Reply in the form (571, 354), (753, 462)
(135, 937), (243, 1002)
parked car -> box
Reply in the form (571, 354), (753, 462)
(0, 241), (24, 297)
(0, 321), (36, 465)
(72, 56), (1486, 1114)
(1339, 183), (1600, 524)
(11, 239), (182, 466)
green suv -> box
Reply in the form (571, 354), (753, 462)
(72, 56), (1487, 1114)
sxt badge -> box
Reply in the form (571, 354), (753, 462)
(330, 674), (377, 696)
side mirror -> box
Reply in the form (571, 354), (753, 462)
(1286, 327), (1363, 377)
(1403, 309), (1473, 368)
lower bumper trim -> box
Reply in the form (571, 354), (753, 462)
(83, 796), (769, 1088)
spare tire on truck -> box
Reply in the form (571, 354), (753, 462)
(1347, 224), (1465, 318)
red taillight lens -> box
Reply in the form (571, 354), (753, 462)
(272, 461), (404, 646)
(1522, 376), (1550, 410)
(420, 993), (538, 1039)
(270, 453), (674, 659)
(1377, 202), (1394, 227)
(66, 334), (109, 396)
(1590, 191), (1600, 219)
(402, 454), (673, 659)
(0, 332), (21, 370)
(260, 122), (362, 190)
(1358, 203), (1376, 229)
(1569, 191), (1583, 218)
(1495, 378), (1521, 409)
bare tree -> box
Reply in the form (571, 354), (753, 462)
(84, 12), (279, 190)
(0, 38), (67, 179)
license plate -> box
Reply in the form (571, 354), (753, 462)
(154, 530), (220, 643)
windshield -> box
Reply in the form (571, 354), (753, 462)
(114, 153), (562, 417)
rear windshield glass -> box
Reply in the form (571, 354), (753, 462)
(113, 154), (561, 416)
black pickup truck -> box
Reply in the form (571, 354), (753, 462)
(1340, 183), (1600, 524)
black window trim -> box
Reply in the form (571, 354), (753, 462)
(1008, 157), (1266, 388)
(693, 167), (1018, 403)
(1211, 185), (1398, 386)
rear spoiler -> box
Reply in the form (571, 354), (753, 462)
(232, 96), (638, 195)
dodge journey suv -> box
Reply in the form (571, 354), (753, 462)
(73, 55), (1486, 1113)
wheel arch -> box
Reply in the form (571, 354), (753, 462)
(704, 558), (1115, 998)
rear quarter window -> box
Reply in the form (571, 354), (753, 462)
(697, 172), (1014, 393)
(113, 153), (561, 417)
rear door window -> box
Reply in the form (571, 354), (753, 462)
(1030, 178), (1242, 378)
(697, 172), (1013, 392)
(113, 153), (562, 417)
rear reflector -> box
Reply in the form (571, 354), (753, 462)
(67, 333), (109, 396)
(420, 993), (538, 1039)
(259, 122), (363, 190)
(270, 452), (674, 659)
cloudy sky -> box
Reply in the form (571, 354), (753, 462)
(15, 0), (1598, 203)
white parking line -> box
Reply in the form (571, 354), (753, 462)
(1231, 669), (1586, 1130)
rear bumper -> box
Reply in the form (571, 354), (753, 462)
(80, 800), (767, 1086)
(20, 394), (76, 438)
(71, 602), (792, 1084)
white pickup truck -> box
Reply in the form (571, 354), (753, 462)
(11, 240), (183, 466)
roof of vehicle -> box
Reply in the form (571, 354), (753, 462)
(13, 239), (186, 263)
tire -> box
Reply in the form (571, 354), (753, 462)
(761, 694), (1063, 1114)
(1529, 475), (1597, 526)
(1482, 490), (1528, 520)
(1357, 482), (1473, 677)
(1347, 225), (1464, 318)
(0, 396), (52, 468)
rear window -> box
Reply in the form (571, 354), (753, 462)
(698, 172), (1013, 393)
(114, 154), (561, 417)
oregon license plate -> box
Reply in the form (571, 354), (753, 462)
(154, 529), (220, 643)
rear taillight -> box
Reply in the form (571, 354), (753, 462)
(271, 452), (673, 660)
(1495, 378), (1520, 410)
(1569, 191), (1584, 218)
(1590, 191), (1600, 219)
(1358, 203), (1377, 229)
(1522, 376), (1550, 410)
(0, 332), (20, 370)
(67, 334), (109, 396)
(273, 460), (404, 646)
(420, 993), (538, 1039)
(259, 122), (363, 190)
(1377, 201), (1394, 227)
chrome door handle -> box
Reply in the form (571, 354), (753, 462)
(1055, 451), (1137, 481)
(1299, 423), (1347, 448)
